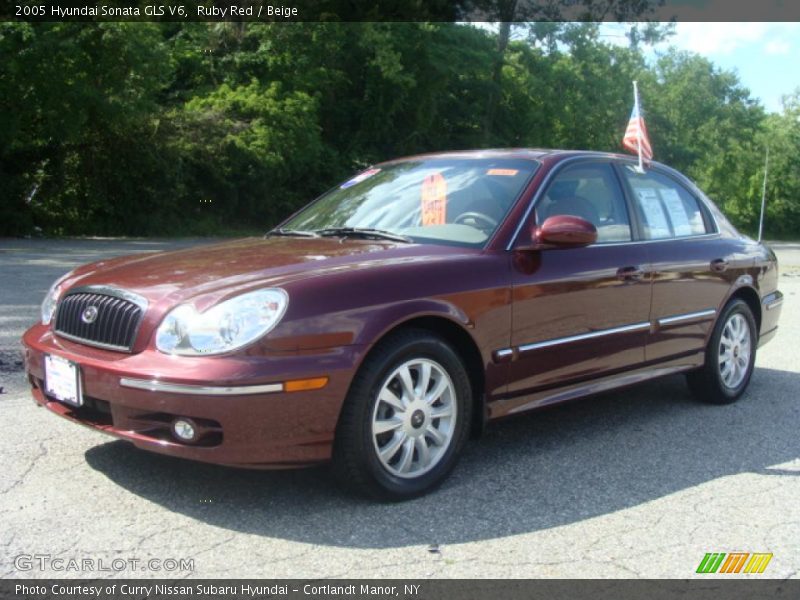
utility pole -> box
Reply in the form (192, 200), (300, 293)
(758, 146), (769, 243)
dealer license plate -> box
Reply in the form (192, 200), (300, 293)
(44, 354), (83, 406)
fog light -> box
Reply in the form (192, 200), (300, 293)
(172, 418), (198, 442)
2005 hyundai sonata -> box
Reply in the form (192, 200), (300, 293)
(23, 149), (783, 499)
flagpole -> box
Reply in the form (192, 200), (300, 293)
(633, 80), (643, 171)
(758, 146), (769, 243)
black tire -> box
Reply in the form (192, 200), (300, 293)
(333, 329), (472, 500)
(686, 298), (757, 405)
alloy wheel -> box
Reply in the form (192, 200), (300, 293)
(718, 313), (752, 389)
(371, 358), (457, 479)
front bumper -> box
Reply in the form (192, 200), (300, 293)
(22, 324), (364, 467)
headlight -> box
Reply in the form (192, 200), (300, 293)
(41, 272), (72, 325)
(155, 288), (288, 356)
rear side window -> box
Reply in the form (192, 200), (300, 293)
(620, 166), (709, 239)
(537, 163), (632, 243)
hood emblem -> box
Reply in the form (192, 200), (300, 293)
(81, 306), (99, 324)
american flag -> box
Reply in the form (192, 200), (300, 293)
(622, 86), (653, 162)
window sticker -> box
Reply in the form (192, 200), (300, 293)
(659, 188), (692, 236)
(487, 168), (519, 176)
(637, 188), (671, 238)
(421, 172), (447, 226)
(340, 168), (381, 189)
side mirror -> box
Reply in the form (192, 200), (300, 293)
(520, 215), (597, 250)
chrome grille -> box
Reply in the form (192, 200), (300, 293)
(54, 288), (146, 352)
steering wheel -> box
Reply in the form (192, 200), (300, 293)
(454, 211), (498, 232)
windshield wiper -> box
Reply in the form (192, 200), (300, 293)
(315, 227), (413, 243)
(265, 228), (320, 238)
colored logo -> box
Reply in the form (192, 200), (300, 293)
(696, 552), (773, 574)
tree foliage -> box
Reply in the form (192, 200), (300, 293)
(0, 22), (796, 237)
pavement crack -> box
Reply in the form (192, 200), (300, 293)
(186, 533), (237, 560)
(0, 440), (48, 496)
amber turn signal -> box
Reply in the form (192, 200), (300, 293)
(284, 377), (329, 393)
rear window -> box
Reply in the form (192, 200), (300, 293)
(620, 166), (710, 239)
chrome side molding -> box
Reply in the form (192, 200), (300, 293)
(495, 309), (719, 362)
(657, 308), (716, 327)
(518, 321), (651, 354)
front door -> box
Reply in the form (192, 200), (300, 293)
(507, 160), (652, 397)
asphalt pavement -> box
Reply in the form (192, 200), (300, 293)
(1, 238), (798, 579)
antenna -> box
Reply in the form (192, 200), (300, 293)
(758, 146), (769, 243)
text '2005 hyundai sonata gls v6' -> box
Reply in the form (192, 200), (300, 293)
(23, 150), (783, 499)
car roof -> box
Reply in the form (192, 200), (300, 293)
(377, 148), (664, 166)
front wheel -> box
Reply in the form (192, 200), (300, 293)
(333, 330), (472, 500)
(686, 298), (757, 404)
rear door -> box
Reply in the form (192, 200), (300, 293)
(616, 163), (731, 362)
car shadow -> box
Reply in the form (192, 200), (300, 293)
(84, 367), (799, 549)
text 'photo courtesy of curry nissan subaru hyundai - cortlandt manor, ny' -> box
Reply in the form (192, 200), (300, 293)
(22, 149), (782, 500)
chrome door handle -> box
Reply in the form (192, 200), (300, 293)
(711, 258), (729, 272)
(617, 266), (645, 282)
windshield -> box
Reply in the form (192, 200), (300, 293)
(282, 158), (538, 247)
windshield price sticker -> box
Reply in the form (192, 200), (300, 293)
(487, 168), (519, 176)
(421, 172), (448, 226)
(340, 168), (381, 189)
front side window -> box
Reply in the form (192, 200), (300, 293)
(537, 162), (632, 243)
(284, 158), (538, 247)
(620, 166), (710, 240)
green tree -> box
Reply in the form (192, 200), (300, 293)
(171, 79), (322, 230)
(0, 23), (173, 235)
(644, 50), (765, 231)
(2, 21), (796, 238)
(747, 92), (800, 237)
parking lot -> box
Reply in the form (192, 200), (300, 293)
(1, 238), (798, 579)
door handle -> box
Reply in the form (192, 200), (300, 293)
(617, 265), (645, 282)
(711, 258), (729, 272)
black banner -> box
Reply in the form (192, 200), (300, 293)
(2, 580), (799, 600)
(3, 0), (800, 22)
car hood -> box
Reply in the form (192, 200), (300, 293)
(62, 236), (473, 309)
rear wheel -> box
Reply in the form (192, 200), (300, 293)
(686, 298), (757, 404)
(333, 329), (472, 500)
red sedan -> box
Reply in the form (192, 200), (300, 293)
(22, 150), (783, 499)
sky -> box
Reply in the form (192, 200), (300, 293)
(602, 22), (800, 113)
